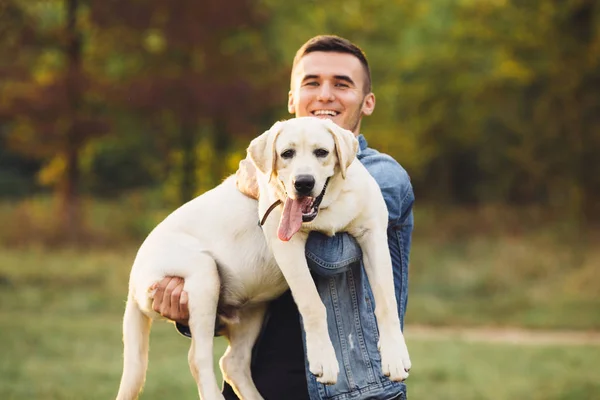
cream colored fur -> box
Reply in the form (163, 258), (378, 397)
(248, 117), (411, 386)
(116, 116), (410, 400)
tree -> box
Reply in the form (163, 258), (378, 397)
(1, 0), (109, 242)
(90, 0), (286, 203)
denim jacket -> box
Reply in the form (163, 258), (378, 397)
(303, 134), (414, 400)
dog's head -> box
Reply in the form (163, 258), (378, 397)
(248, 117), (358, 240)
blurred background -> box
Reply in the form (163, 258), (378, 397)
(1, 0), (599, 399)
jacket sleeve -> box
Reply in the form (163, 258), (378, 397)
(361, 153), (414, 328)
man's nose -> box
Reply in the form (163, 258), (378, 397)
(294, 175), (315, 196)
(317, 83), (335, 101)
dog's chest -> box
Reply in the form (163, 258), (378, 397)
(301, 205), (362, 236)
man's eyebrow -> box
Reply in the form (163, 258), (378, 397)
(302, 74), (320, 82)
(334, 75), (356, 86)
(301, 74), (356, 86)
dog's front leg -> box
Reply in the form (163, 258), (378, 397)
(356, 230), (411, 381)
(220, 304), (268, 400)
(270, 234), (340, 385)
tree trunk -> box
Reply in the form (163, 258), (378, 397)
(61, 0), (82, 243)
(179, 118), (196, 204)
(212, 118), (230, 183)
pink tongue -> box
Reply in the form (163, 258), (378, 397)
(278, 198), (303, 241)
(278, 197), (315, 241)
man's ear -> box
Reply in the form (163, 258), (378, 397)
(247, 121), (283, 183)
(288, 90), (296, 115)
(361, 92), (376, 116)
(324, 120), (358, 179)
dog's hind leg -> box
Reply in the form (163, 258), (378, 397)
(116, 296), (152, 400)
(220, 303), (267, 400)
(185, 255), (224, 400)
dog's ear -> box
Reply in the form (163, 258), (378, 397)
(247, 121), (283, 183)
(325, 120), (358, 179)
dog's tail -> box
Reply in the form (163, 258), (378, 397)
(116, 295), (151, 400)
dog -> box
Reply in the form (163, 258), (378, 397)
(116, 117), (411, 400)
(248, 117), (411, 386)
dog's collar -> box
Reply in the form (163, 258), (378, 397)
(258, 177), (330, 227)
(259, 199), (282, 226)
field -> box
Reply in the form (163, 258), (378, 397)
(2, 310), (600, 400)
(0, 201), (599, 399)
(1, 240), (599, 399)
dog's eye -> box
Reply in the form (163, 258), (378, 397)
(281, 149), (295, 159)
(314, 149), (329, 158)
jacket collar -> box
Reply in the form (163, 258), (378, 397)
(357, 134), (368, 155)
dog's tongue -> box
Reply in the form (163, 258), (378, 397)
(278, 197), (311, 241)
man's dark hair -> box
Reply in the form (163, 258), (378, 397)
(292, 35), (372, 93)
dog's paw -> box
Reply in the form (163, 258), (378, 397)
(378, 331), (411, 382)
(306, 337), (339, 385)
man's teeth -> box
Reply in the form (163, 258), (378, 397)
(313, 110), (337, 116)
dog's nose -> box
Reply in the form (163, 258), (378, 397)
(294, 175), (315, 195)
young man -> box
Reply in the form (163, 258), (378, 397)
(152, 35), (414, 400)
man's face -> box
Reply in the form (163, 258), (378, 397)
(288, 51), (375, 136)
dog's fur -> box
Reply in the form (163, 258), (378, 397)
(116, 117), (411, 400)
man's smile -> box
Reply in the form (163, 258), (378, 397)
(312, 109), (340, 117)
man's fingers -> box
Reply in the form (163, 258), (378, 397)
(180, 291), (189, 320)
(161, 277), (182, 316)
(169, 283), (184, 317)
(152, 276), (171, 313)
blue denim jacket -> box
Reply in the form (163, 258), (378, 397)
(303, 134), (414, 400)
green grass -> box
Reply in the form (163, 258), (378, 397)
(1, 310), (599, 400)
(407, 205), (600, 330)
(1, 197), (599, 330)
(1, 247), (599, 399)
(1, 198), (599, 399)
(407, 235), (600, 330)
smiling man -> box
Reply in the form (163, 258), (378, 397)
(153, 35), (414, 400)
(289, 42), (374, 136)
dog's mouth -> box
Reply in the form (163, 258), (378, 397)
(277, 178), (330, 242)
(300, 181), (328, 222)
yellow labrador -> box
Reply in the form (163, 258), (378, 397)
(116, 174), (284, 400)
(116, 117), (410, 400)
(248, 117), (411, 386)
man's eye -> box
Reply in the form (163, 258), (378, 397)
(314, 149), (329, 158)
(335, 83), (349, 88)
(281, 149), (295, 159)
(304, 81), (319, 86)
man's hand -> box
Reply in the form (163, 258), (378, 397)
(236, 156), (259, 200)
(151, 276), (189, 326)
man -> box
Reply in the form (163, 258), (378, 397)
(152, 35), (414, 400)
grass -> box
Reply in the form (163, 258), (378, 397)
(1, 246), (599, 399)
(407, 205), (600, 330)
(0, 198), (599, 398)
(1, 196), (599, 330)
(1, 310), (599, 400)
(408, 235), (600, 330)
